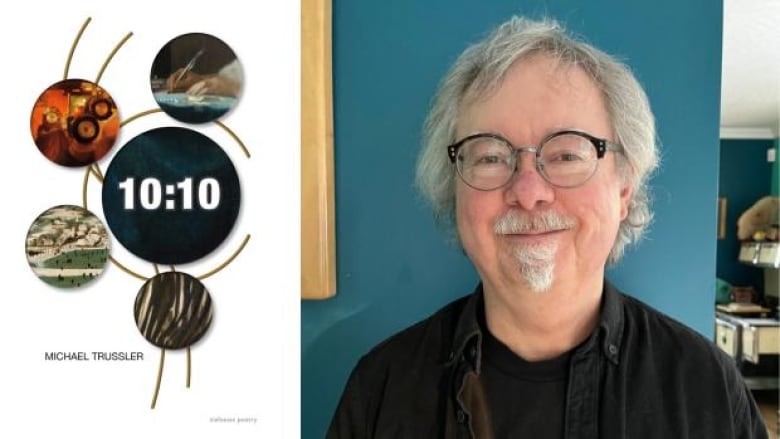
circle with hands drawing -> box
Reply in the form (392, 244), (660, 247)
(150, 32), (243, 124)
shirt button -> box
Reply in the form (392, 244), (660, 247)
(608, 344), (618, 355)
(456, 409), (466, 423)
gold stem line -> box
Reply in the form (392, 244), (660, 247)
(90, 168), (103, 182)
(170, 265), (177, 273)
(108, 256), (148, 281)
(198, 234), (251, 280)
(120, 108), (163, 127)
(64, 17), (91, 80)
(151, 349), (166, 409)
(92, 163), (104, 180)
(186, 347), (191, 388)
(95, 32), (133, 84)
(153, 264), (160, 275)
(81, 164), (90, 209)
(215, 120), (251, 158)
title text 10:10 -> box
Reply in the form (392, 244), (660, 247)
(117, 177), (220, 210)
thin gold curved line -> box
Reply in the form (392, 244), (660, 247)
(120, 110), (251, 158)
(108, 256), (148, 281)
(214, 120), (251, 158)
(197, 234), (251, 280)
(81, 164), (90, 208)
(95, 32), (133, 84)
(90, 164), (104, 183)
(186, 347), (191, 388)
(64, 17), (91, 80)
(151, 349), (165, 409)
(82, 165), (149, 281)
(120, 108), (163, 127)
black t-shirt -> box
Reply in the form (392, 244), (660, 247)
(481, 327), (571, 438)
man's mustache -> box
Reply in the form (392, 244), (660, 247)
(494, 210), (576, 235)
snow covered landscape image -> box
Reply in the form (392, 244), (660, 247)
(26, 205), (110, 288)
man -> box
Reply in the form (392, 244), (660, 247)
(327, 16), (767, 438)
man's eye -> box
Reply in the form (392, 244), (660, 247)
(549, 152), (584, 162)
(475, 155), (503, 165)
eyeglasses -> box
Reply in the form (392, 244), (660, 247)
(446, 130), (623, 191)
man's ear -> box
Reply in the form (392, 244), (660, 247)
(619, 183), (633, 221)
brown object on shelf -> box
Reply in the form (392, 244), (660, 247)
(732, 286), (758, 303)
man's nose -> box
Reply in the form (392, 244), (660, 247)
(503, 151), (555, 210)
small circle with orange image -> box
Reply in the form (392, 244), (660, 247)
(30, 79), (119, 167)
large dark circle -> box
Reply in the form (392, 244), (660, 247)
(102, 127), (240, 264)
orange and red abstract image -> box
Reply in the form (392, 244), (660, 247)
(30, 79), (119, 167)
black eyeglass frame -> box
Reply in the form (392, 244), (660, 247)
(446, 129), (623, 190)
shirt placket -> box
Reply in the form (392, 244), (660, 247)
(449, 351), (474, 439)
(565, 349), (601, 439)
(451, 341), (496, 439)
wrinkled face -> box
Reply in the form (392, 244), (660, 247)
(455, 55), (632, 293)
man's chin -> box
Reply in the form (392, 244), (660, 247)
(498, 258), (555, 293)
(518, 263), (555, 293)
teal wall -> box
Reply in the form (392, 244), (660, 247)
(302, 1), (723, 437)
(717, 139), (775, 293)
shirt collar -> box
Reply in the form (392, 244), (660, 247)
(447, 279), (626, 371)
(599, 279), (625, 365)
(446, 284), (484, 371)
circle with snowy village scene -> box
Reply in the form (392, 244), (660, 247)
(25, 205), (110, 289)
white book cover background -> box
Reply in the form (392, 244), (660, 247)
(0, 1), (300, 437)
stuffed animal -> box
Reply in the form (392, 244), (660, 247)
(737, 196), (779, 241)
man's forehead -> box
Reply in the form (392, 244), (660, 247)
(457, 55), (608, 139)
(464, 54), (590, 99)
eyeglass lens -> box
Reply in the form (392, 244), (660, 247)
(456, 133), (600, 190)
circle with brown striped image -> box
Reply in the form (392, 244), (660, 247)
(134, 272), (213, 350)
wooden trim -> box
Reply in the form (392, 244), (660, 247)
(301, 0), (336, 299)
(718, 197), (727, 240)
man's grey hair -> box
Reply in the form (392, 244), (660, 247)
(415, 16), (659, 264)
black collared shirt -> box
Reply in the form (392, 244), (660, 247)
(327, 281), (768, 438)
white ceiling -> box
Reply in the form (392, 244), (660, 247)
(720, 0), (780, 138)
